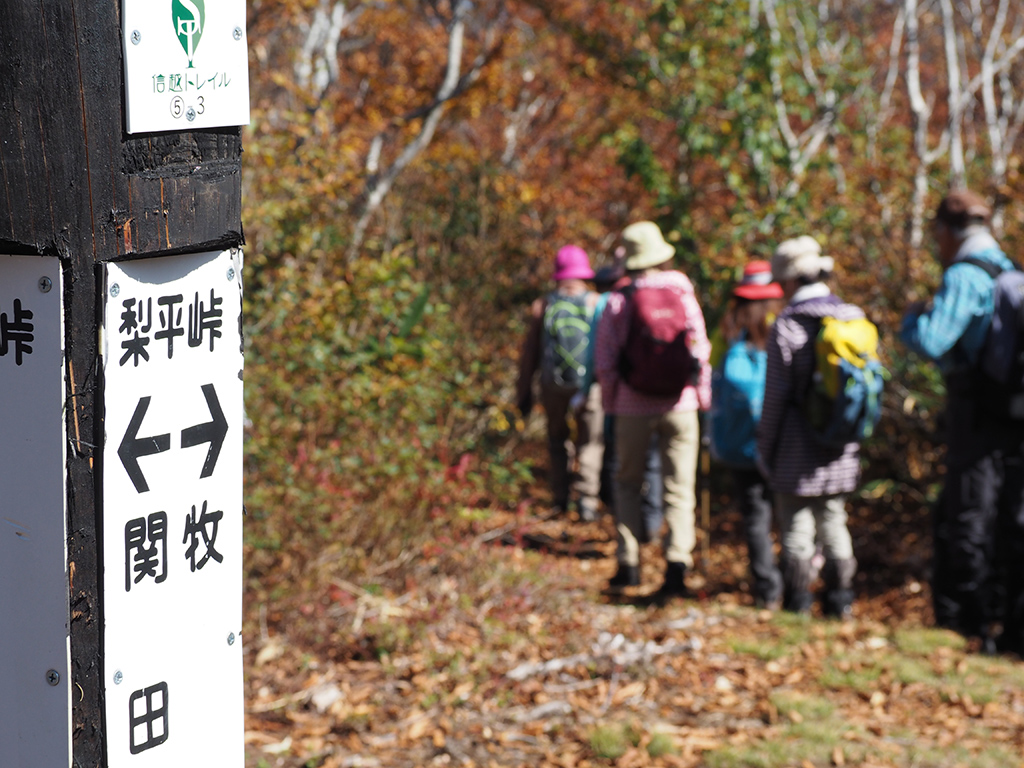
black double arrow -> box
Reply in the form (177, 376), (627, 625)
(118, 383), (228, 493)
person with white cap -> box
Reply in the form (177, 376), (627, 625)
(517, 245), (604, 520)
(595, 221), (712, 597)
(757, 235), (861, 617)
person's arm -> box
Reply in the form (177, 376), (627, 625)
(682, 288), (713, 411)
(756, 323), (789, 481)
(515, 297), (545, 415)
(595, 292), (625, 414)
(900, 265), (983, 362)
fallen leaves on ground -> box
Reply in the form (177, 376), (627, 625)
(244, 489), (1024, 768)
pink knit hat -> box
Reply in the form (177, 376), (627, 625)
(733, 260), (783, 300)
(552, 245), (595, 281)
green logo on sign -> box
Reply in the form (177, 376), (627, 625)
(172, 0), (205, 68)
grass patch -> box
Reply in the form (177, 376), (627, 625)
(646, 732), (676, 758)
(902, 739), (1019, 768)
(706, 692), (851, 768)
(589, 724), (630, 760)
(818, 659), (884, 693)
(769, 691), (835, 721)
(893, 626), (966, 655)
(728, 637), (791, 661)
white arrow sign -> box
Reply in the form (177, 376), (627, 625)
(102, 250), (243, 767)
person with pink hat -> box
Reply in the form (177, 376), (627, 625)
(709, 260), (785, 608)
(516, 245), (604, 519)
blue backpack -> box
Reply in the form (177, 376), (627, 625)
(710, 338), (766, 468)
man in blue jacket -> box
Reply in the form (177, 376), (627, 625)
(901, 189), (1024, 653)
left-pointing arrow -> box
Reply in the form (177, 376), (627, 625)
(118, 396), (172, 493)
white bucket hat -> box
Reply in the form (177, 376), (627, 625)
(771, 236), (834, 282)
(622, 221), (676, 271)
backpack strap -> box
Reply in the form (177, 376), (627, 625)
(958, 255), (1006, 279)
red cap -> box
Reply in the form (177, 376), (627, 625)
(733, 260), (784, 300)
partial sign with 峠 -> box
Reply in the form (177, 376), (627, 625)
(0, 255), (69, 767)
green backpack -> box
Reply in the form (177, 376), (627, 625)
(540, 292), (594, 392)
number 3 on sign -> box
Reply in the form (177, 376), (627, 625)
(170, 96), (184, 119)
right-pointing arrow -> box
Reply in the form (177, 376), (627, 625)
(118, 397), (172, 494)
(181, 383), (228, 479)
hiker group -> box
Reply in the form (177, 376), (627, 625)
(517, 190), (1024, 655)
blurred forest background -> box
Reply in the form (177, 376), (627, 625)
(240, 0), (1024, 606)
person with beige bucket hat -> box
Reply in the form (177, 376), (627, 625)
(595, 221), (712, 598)
(757, 235), (862, 618)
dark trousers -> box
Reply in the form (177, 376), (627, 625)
(732, 467), (782, 605)
(934, 393), (1024, 647)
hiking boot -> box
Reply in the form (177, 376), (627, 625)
(607, 563), (640, 589)
(652, 561), (688, 602)
(781, 556), (815, 614)
(822, 589), (854, 620)
(755, 595), (783, 611)
(821, 557), (857, 619)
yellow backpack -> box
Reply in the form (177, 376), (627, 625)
(804, 315), (885, 446)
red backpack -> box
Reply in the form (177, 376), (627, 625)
(619, 283), (695, 397)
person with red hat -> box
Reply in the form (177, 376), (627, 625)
(901, 189), (1024, 654)
(517, 245), (604, 520)
(709, 260), (785, 608)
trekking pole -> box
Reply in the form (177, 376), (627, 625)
(700, 429), (711, 568)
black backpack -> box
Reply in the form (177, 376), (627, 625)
(960, 256), (1024, 419)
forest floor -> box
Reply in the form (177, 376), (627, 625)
(243, 450), (1024, 768)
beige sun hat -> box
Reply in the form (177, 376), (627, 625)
(622, 221), (676, 271)
(771, 235), (835, 282)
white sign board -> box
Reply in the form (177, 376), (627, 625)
(103, 250), (243, 766)
(0, 256), (69, 766)
(122, 0), (250, 133)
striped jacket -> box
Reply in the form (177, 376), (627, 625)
(757, 288), (862, 496)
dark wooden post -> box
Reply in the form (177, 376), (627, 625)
(0, 2), (242, 764)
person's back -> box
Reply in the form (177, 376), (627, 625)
(594, 221), (711, 595)
(516, 245), (604, 519)
(900, 190), (1024, 653)
(758, 236), (860, 617)
(710, 260), (785, 608)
